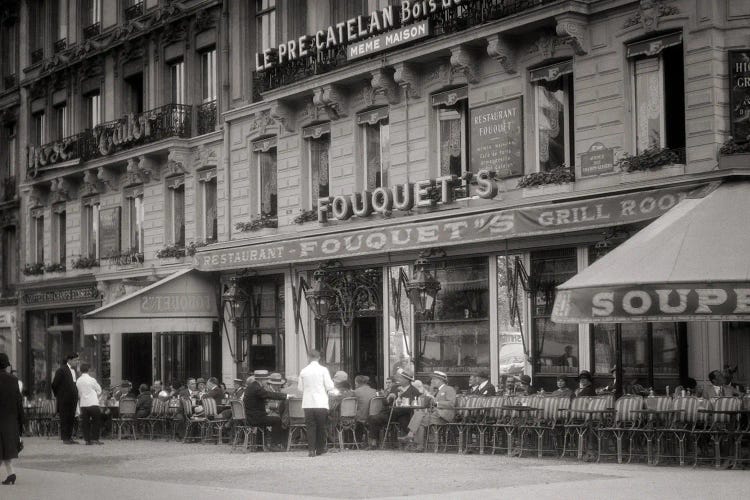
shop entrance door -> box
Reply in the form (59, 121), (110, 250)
(354, 316), (382, 387)
(122, 333), (152, 388)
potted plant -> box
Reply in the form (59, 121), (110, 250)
(44, 263), (66, 273)
(618, 146), (685, 182)
(518, 164), (575, 197)
(235, 214), (278, 233)
(71, 256), (99, 269)
(292, 208), (318, 225)
(22, 263), (45, 276)
(186, 240), (210, 257)
(718, 136), (750, 170)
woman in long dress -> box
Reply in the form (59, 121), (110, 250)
(0, 352), (23, 485)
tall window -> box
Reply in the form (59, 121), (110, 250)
(83, 198), (100, 259)
(31, 209), (44, 263)
(53, 205), (66, 264)
(201, 49), (217, 103)
(126, 188), (144, 253)
(1, 227), (16, 293)
(170, 60), (186, 105)
(56, 0), (68, 41)
(29, 1), (46, 59)
(255, 0), (276, 52)
(87, 0), (101, 26)
(433, 87), (468, 178)
(530, 248), (579, 376)
(124, 73), (144, 114)
(198, 168), (217, 242)
(303, 124), (330, 210)
(357, 108), (390, 190)
(53, 103), (68, 140)
(85, 92), (101, 129)
(253, 138), (277, 218)
(1, 19), (18, 82)
(628, 33), (685, 154)
(1, 124), (16, 179)
(32, 111), (46, 145)
(237, 275), (285, 378)
(531, 61), (574, 172)
(166, 176), (185, 247)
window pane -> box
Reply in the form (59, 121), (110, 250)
(202, 50), (217, 102)
(621, 323), (649, 382)
(171, 62), (185, 105)
(365, 124), (382, 190)
(309, 137), (330, 209)
(388, 265), (415, 377)
(536, 78), (567, 171)
(35, 216), (44, 263)
(173, 185), (185, 246)
(204, 179), (217, 241)
(634, 57), (663, 152)
(58, 211), (66, 263)
(592, 324), (617, 376)
(496, 255), (527, 377)
(259, 150), (277, 217)
(652, 323), (679, 379)
(439, 107), (463, 177)
(724, 322), (750, 389)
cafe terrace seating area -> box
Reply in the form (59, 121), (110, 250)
(21, 392), (750, 469)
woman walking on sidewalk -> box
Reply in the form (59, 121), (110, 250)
(0, 352), (23, 485)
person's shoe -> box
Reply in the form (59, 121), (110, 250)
(63, 440), (78, 445)
(317, 448), (327, 456)
(307, 450), (317, 457)
(1, 474), (16, 485)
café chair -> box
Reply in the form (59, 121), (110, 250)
(229, 399), (264, 452)
(527, 395), (571, 458)
(365, 396), (386, 447)
(113, 398), (138, 441)
(201, 397), (228, 444)
(286, 397), (308, 451)
(336, 397), (359, 450)
(598, 395), (643, 464)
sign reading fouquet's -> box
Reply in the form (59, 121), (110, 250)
(195, 184), (707, 272)
(255, 0), (463, 71)
(552, 283), (750, 323)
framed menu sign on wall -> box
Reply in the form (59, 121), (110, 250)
(470, 97), (524, 178)
(729, 50), (750, 141)
(99, 207), (121, 258)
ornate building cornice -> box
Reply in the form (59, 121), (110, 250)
(449, 45), (481, 84)
(486, 34), (517, 74)
(370, 68), (401, 105)
(313, 85), (348, 121)
(393, 62), (422, 99)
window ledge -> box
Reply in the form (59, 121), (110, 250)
(620, 163), (685, 184)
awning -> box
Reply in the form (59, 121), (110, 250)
(82, 268), (218, 335)
(551, 181), (750, 323)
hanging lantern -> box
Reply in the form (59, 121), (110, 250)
(222, 277), (249, 325)
(405, 257), (441, 318)
(304, 269), (336, 321)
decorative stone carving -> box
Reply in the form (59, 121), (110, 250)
(313, 85), (348, 121)
(450, 46), (480, 84)
(162, 20), (188, 46)
(370, 68), (400, 105)
(269, 101), (295, 132)
(623, 0), (679, 32)
(49, 177), (70, 203)
(194, 145), (218, 170)
(195, 9), (216, 33)
(80, 170), (101, 196)
(486, 34), (517, 74)
(393, 62), (422, 99)
(139, 155), (161, 180)
(297, 98), (321, 126)
(249, 110), (277, 136)
(97, 167), (117, 191)
(124, 156), (159, 186)
(165, 150), (188, 177)
(556, 14), (589, 55)
(528, 33), (564, 59)
(352, 83), (377, 110)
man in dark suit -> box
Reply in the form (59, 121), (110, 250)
(470, 369), (496, 396)
(51, 353), (80, 444)
(244, 370), (289, 449)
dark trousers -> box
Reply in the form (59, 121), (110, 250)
(80, 406), (101, 442)
(304, 408), (328, 453)
(59, 401), (77, 441)
(247, 414), (286, 446)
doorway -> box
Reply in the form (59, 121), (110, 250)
(354, 316), (382, 387)
(122, 333), (152, 388)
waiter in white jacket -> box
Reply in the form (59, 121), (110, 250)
(298, 349), (334, 457)
(75, 363), (103, 445)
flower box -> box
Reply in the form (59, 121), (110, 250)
(620, 164), (684, 183)
(521, 182), (573, 198)
(718, 153), (750, 170)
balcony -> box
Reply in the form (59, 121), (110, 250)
(31, 48), (44, 64)
(197, 100), (217, 135)
(27, 104), (193, 175)
(253, 0), (560, 94)
(54, 38), (67, 53)
(2, 74), (16, 89)
(125, 2), (144, 21)
(83, 22), (101, 40)
(0, 176), (16, 203)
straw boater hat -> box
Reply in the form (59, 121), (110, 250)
(333, 371), (348, 384)
(396, 367), (414, 381)
(252, 370), (270, 379)
(268, 372), (285, 385)
(431, 371), (449, 383)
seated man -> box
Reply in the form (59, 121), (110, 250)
(471, 368), (496, 396)
(244, 370), (289, 449)
(516, 374), (537, 396)
(135, 384), (153, 418)
(353, 375), (377, 446)
(398, 371), (456, 452)
(150, 380), (163, 398)
(704, 369), (740, 399)
(205, 377), (224, 406)
(369, 368), (421, 440)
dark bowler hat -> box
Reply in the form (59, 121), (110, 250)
(518, 374), (532, 385)
(578, 370), (593, 381)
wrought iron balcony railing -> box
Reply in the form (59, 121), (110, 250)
(31, 48), (44, 64)
(3, 74), (16, 89)
(197, 100), (217, 135)
(125, 2), (144, 21)
(0, 175), (16, 203)
(253, 0), (558, 95)
(27, 104), (193, 174)
(83, 22), (101, 40)
(54, 38), (67, 53)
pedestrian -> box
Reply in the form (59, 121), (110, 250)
(51, 353), (80, 444)
(76, 364), (103, 446)
(0, 352), (23, 485)
(298, 350), (334, 457)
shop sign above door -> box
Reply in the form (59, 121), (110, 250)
(196, 183), (708, 272)
(22, 286), (100, 306)
(729, 50), (750, 141)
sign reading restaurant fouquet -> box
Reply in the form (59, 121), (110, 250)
(140, 293), (213, 314)
(23, 286), (100, 306)
(255, 0), (463, 70)
(99, 207), (121, 258)
(580, 142), (615, 177)
(470, 98), (524, 178)
(195, 183), (709, 272)
(729, 50), (750, 141)
(552, 283), (750, 323)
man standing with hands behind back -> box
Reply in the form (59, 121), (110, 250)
(298, 350), (334, 457)
(51, 353), (79, 444)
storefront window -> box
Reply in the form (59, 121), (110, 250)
(530, 248), (579, 375)
(415, 257), (489, 387)
(237, 275), (285, 378)
(592, 324), (616, 376)
(724, 322), (750, 389)
(496, 255), (527, 378)
(388, 265), (414, 377)
(161, 333), (212, 387)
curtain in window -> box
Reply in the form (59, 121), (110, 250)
(536, 80), (565, 171)
(365, 124), (382, 190)
(35, 216), (44, 263)
(310, 137), (330, 208)
(634, 57), (663, 152)
(259, 151), (277, 217)
(439, 112), (463, 177)
(205, 180), (217, 241)
(173, 186), (185, 246)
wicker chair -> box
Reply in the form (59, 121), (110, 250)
(166, 398), (182, 441)
(141, 398), (166, 440)
(182, 398), (207, 443)
(286, 397), (307, 451)
(668, 396), (702, 466)
(202, 397), (229, 444)
(365, 396), (386, 446)
(488, 396), (513, 455)
(561, 396), (596, 460)
(701, 397), (742, 468)
(335, 397), (359, 450)
(526, 395), (571, 458)
(229, 399), (264, 452)
(113, 399), (138, 440)
(597, 395), (643, 463)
